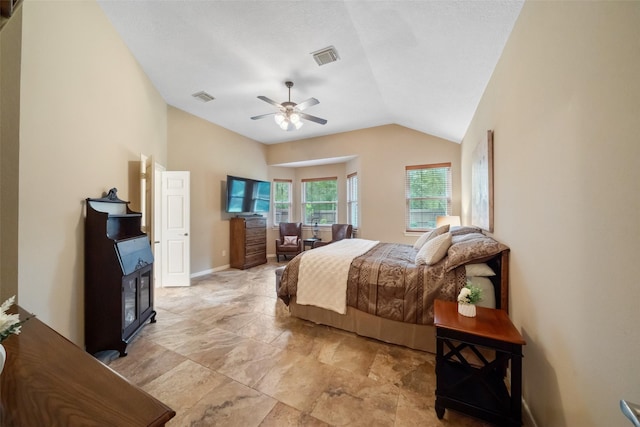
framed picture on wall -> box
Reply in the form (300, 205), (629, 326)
(471, 130), (494, 232)
(1, 0), (21, 18)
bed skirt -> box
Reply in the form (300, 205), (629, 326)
(289, 297), (437, 353)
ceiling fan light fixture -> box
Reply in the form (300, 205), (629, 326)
(281, 119), (302, 131)
(274, 112), (286, 125)
(252, 81), (325, 131)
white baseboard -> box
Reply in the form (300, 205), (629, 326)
(190, 264), (230, 278)
(522, 398), (537, 427)
(505, 367), (537, 427)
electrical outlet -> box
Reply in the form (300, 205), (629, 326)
(222, 250), (226, 257)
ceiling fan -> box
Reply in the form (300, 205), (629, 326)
(251, 81), (327, 131)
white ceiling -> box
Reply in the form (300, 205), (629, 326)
(97, 1), (523, 145)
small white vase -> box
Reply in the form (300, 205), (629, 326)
(458, 302), (477, 318)
(0, 343), (5, 374)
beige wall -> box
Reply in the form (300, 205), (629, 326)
(0, 6), (21, 303)
(18, 1), (167, 344)
(462, 2), (640, 426)
(168, 120), (460, 274)
(167, 107), (268, 273)
(268, 125), (461, 245)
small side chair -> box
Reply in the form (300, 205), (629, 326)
(312, 224), (353, 248)
(275, 222), (303, 261)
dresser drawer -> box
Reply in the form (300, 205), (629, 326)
(246, 245), (264, 256)
(246, 228), (266, 239)
(245, 218), (266, 228)
(245, 253), (266, 266)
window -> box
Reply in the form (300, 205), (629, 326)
(347, 173), (358, 228)
(405, 163), (452, 232)
(273, 179), (292, 225)
(302, 177), (337, 225)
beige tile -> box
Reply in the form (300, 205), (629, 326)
(108, 336), (186, 387)
(310, 367), (400, 426)
(320, 333), (382, 376)
(396, 391), (493, 427)
(179, 328), (248, 369)
(235, 313), (293, 344)
(169, 378), (277, 427)
(143, 359), (228, 412)
(214, 338), (284, 387)
(270, 321), (346, 361)
(369, 344), (436, 393)
(259, 402), (330, 427)
(254, 352), (334, 413)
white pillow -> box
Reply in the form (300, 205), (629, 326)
(467, 276), (496, 308)
(415, 232), (452, 265)
(283, 235), (298, 245)
(412, 224), (450, 250)
(465, 263), (496, 277)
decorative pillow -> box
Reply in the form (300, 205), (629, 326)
(415, 232), (452, 265)
(452, 232), (486, 244)
(450, 226), (483, 236)
(465, 263), (496, 277)
(412, 224), (450, 250)
(283, 235), (298, 245)
(445, 236), (506, 271)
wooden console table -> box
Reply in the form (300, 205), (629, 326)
(0, 306), (175, 426)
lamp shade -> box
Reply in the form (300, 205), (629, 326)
(436, 215), (461, 228)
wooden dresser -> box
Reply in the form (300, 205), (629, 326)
(230, 216), (267, 269)
(0, 306), (175, 426)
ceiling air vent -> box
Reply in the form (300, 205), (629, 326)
(191, 91), (215, 103)
(311, 46), (340, 66)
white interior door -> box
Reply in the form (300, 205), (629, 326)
(161, 171), (190, 287)
(153, 162), (165, 288)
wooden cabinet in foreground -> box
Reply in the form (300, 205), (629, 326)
(0, 305), (175, 426)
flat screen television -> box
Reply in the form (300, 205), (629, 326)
(225, 175), (271, 213)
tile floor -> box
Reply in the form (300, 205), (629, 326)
(107, 260), (491, 426)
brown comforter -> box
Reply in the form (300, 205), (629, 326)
(277, 242), (466, 326)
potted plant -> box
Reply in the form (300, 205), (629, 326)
(457, 283), (483, 317)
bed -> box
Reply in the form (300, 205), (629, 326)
(276, 226), (510, 353)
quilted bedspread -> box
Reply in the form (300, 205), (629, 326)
(296, 239), (379, 314)
(277, 241), (467, 326)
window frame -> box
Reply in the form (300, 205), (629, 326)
(347, 172), (358, 228)
(301, 176), (338, 226)
(272, 179), (292, 225)
(405, 163), (452, 232)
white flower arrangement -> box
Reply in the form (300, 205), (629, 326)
(0, 296), (27, 343)
(457, 283), (483, 305)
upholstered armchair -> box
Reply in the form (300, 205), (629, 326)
(312, 224), (353, 248)
(275, 222), (303, 261)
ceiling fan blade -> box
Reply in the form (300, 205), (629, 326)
(295, 97), (319, 111)
(250, 112), (276, 120)
(257, 96), (283, 108)
(299, 112), (327, 125)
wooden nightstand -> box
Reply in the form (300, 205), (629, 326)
(434, 299), (525, 426)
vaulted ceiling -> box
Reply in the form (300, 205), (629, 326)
(97, 1), (523, 145)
